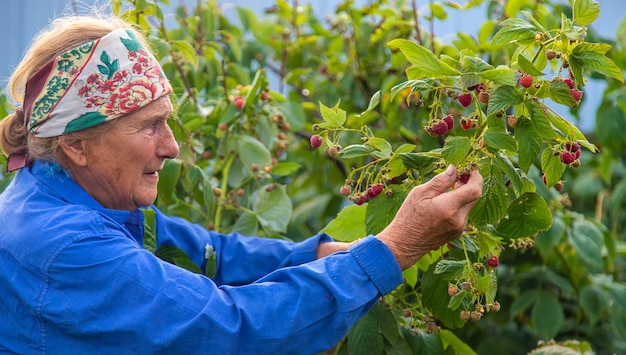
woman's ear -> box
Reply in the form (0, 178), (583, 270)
(58, 136), (88, 167)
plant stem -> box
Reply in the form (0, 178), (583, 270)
(213, 153), (236, 233)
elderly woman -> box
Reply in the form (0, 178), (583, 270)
(0, 14), (483, 354)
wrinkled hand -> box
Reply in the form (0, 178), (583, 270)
(377, 165), (483, 270)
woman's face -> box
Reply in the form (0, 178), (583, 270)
(69, 97), (179, 211)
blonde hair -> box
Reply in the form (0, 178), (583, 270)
(0, 14), (150, 160)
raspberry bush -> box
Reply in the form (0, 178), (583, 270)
(2, 0), (626, 353)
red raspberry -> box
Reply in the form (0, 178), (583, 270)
(460, 117), (474, 130)
(432, 120), (449, 136)
(565, 141), (580, 153)
(571, 89), (583, 102)
(542, 174), (547, 185)
(370, 184), (384, 196)
(234, 96), (245, 109)
(457, 93), (472, 107)
(340, 185), (351, 196)
(560, 150), (578, 164)
(518, 74), (533, 88)
(459, 171), (471, 184)
(563, 78), (575, 89)
(442, 115), (454, 130)
(486, 255), (499, 268)
(310, 135), (323, 149)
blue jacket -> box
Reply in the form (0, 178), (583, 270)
(0, 161), (402, 354)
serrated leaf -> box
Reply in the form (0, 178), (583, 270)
(237, 134), (272, 171)
(531, 291), (564, 340)
(494, 152), (523, 196)
(340, 144), (373, 159)
(398, 152), (440, 176)
(487, 86), (524, 116)
(548, 80), (577, 107)
(469, 162), (508, 226)
(541, 148), (566, 188)
(360, 90), (382, 116)
(388, 39), (461, 77)
(491, 18), (538, 45)
(321, 204), (367, 242)
(366, 185), (406, 235)
(535, 217), (565, 259)
(171, 40), (198, 69)
(347, 313), (384, 355)
(390, 80), (432, 101)
(526, 102), (558, 140)
(515, 117), (542, 173)
(365, 137), (393, 159)
(517, 54), (544, 76)
(439, 330), (477, 355)
(422, 264), (466, 329)
(253, 184), (292, 233)
(510, 289), (540, 317)
(270, 162), (301, 177)
(579, 284), (610, 326)
(571, 46), (624, 83)
(479, 66), (519, 86)
(485, 128), (518, 152)
(318, 101), (347, 128)
(433, 259), (466, 280)
(496, 192), (552, 239)
(573, 0), (600, 26)
(442, 136), (471, 166)
(568, 219), (604, 272)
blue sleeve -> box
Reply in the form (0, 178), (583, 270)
(152, 207), (333, 285)
(43, 228), (403, 354)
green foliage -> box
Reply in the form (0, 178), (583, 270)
(2, 0), (626, 353)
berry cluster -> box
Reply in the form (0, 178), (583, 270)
(426, 114), (455, 137)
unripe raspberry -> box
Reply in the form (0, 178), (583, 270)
(460, 310), (471, 321)
(478, 90), (490, 104)
(490, 301), (501, 312)
(325, 145), (339, 158)
(554, 181), (564, 192)
(310, 135), (323, 149)
(470, 311), (482, 321)
(218, 122), (228, 131)
(448, 284), (459, 297)
(571, 159), (581, 168)
(507, 115), (518, 128)
(340, 185), (351, 196)
(546, 49), (557, 60)
(403, 309), (411, 318)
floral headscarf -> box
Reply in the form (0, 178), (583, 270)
(23, 28), (172, 138)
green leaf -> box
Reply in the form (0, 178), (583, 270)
(487, 86), (524, 116)
(596, 103), (626, 151)
(360, 90), (382, 116)
(252, 184), (292, 234)
(398, 152), (440, 176)
(422, 264), (466, 329)
(365, 137), (393, 159)
(157, 159), (182, 206)
(388, 39), (461, 78)
(269, 162), (301, 177)
(366, 185), (406, 235)
(204, 244), (217, 279)
(235, 6), (258, 32)
(496, 193), (552, 239)
(390, 80), (432, 102)
(369, 303), (400, 345)
(491, 18), (538, 45)
(573, 0), (600, 26)
(535, 217), (565, 259)
(318, 101), (347, 129)
(479, 66), (519, 87)
(568, 219), (604, 272)
(510, 289), (540, 317)
(579, 284), (610, 326)
(439, 330), (477, 355)
(541, 148), (566, 188)
(531, 291), (564, 340)
(484, 128), (517, 152)
(526, 102), (558, 140)
(548, 80), (577, 107)
(571, 45), (624, 83)
(469, 162), (508, 226)
(493, 152), (523, 196)
(515, 117), (542, 173)
(321, 204), (367, 242)
(517, 54), (544, 76)
(442, 136), (471, 166)
(141, 208), (157, 253)
(171, 40), (198, 69)
(155, 245), (202, 274)
(433, 259), (466, 280)
(236, 135), (272, 172)
(347, 312), (384, 355)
